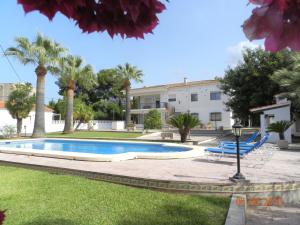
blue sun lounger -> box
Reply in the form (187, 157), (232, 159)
(221, 133), (269, 149)
(220, 131), (260, 145)
(205, 134), (269, 158)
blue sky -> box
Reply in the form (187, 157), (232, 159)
(0, 1), (259, 102)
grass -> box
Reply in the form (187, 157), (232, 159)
(0, 165), (229, 225)
(46, 131), (143, 139)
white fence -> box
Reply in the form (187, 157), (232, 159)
(75, 120), (114, 130)
(0, 111), (125, 135)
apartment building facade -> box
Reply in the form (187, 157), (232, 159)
(0, 83), (15, 101)
(130, 79), (234, 129)
(0, 83), (36, 101)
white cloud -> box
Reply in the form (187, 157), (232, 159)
(226, 41), (262, 67)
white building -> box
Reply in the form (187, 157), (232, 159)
(130, 79), (234, 129)
(250, 95), (300, 143)
(0, 83), (36, 102)
(0, 101), (64, 135)
(0, 83), (61, 134)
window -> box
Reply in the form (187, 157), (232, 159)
(210, 91), (221, 100)
(264, 114), (275, 127)
(191, 93), (198, 102)
(168, 94), (176, 102)
(210, 112), (222, 121)
(191, 113), (199, 119)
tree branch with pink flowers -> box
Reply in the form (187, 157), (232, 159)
(244, 0), (300, 52)
(17, 0), (167, 39)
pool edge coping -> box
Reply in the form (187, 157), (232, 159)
(0, 138), (205, 161)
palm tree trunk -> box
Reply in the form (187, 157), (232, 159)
(75, 121), (82, 131)
(63, 81), (75, 134)
(279, 132), (285, 140)
(125, 81), (131, 128)
(180, 132), (188, 143)
(32, 65), (46, 138)
(17, 118), (22, 137)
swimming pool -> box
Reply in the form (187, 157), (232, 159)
(0, 139), (190, 154)
(0, 139), (204, 161)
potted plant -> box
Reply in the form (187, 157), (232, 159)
(267, 120), (293, 149)
(168, 113), (200, 143)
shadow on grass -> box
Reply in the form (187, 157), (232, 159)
(22, 218), (79, 225)
(117, 199), (228, 225)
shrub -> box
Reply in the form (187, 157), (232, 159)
(168, 113), (200, 143)
(0, 125), (17, 139)
(144, 109), (162, 129)
(267, 120), (293, 140)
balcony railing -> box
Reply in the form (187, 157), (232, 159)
(134, 102), (169, 109)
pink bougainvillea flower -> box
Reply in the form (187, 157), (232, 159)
(17, 0), (166, 39)
(244, 0), (300, 52)
(0, 210), (6, 225)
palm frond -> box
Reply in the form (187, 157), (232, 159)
(116, 63), (144, 83)
(5, 34), (66, 70)
(267, 120), (293, 133)
(55, 54), (95, 90)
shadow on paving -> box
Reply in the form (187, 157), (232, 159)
(247, 205), (300, 225)
(22, 218), (79, 225)
(193, 158), (235, 166)
(117, 199), (228, 225)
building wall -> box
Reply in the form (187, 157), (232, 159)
(0, 83), (36, 102)
(0, 83), (15, 102)
(0, 110), (63, 134)
(291, 118), (300, 137)
(159, 83), (233, 129)
(260, 106), (292, 143)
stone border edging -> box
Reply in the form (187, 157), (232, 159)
(225, 195), (246, 225)
(0, 160), (299, 193)
(1, 160), (300, 205)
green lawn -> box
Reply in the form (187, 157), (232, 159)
(46, 131), (143, 139)
(0, 165), (229, 225)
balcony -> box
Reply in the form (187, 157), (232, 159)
(131, 102), (174, 116)
(137, 102), (169, 109)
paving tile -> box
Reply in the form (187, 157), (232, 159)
(246, 204), (300, 225)
(0, 143), (299, 186)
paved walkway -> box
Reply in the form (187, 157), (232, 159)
(137, 132), (216, 142)
(0, 143), (300, 184)
(289, 143), (300, 151)
(247, 204), (300, 225)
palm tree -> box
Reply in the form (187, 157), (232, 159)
(273, 54), (300, 90)
(55, 55), (95, 133)
(116, 63), (143, 128)
(5, 34), (66, 137)
(168, 113), (200, 143)
(73, 99), (94, 131)
(273, 54), (300, 97)
(5, 83), (35, 136)
(273, 54), (300, 117)
(267, 120), (293, 140)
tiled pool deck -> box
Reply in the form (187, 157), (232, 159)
(0, 143), (299, 185)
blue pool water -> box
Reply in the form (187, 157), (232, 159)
(0, 139), (190, 155)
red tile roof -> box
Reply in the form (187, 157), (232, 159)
(0, 101), (5, 109)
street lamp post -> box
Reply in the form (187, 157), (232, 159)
(230, 120), (246, 182)
(24, 125), (27, 137)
